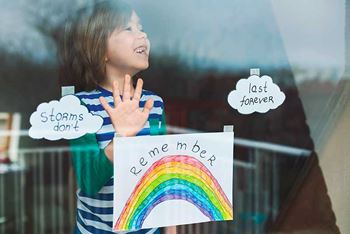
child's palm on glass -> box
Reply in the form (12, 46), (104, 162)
(99, 74), (153, 137)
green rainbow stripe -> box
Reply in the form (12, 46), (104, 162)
(114, 155), (233, 231)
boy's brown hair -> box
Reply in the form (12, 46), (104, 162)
(59, 0), (133, 92)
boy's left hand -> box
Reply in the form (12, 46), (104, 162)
(99, 74), (153, 137)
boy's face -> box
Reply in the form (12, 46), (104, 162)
(106, 11), (151, 76)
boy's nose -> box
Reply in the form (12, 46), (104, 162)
(137, 30), (147, 39)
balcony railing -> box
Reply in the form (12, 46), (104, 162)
(0, 126), (311, 234)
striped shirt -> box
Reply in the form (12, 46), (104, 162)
(72, 86), (165, 234)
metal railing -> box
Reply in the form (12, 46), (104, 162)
(0, 127), (311, 234)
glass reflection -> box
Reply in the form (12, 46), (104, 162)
(0, 0), (348, 233)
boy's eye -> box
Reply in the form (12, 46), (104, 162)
(124, 26), (145, 32)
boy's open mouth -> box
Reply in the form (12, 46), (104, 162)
(134, 46), (148, 56)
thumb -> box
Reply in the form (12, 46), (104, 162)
(99, 96), (113, 116)
(143, 99), (154, 115)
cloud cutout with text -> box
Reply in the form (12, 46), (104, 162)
(29, 95), (103, 140)
(227, 74), (285, 114)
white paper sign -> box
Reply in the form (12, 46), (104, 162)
(227, 69), (285, 114)
(113, 132), (234, 232)
(29, 95), (103, 140)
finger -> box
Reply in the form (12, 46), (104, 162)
(143, 98), (154, 115)
(133, 78), (143, 102)
(112, 81), (122, 105)
(99, 96), (113, 116)
(123, 74), (131, 101)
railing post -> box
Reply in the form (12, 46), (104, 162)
(254, 148), (261, 234)
(272, 153), (279, 220)
(0, 169), (5, 233)
(39, 152), (45, 234)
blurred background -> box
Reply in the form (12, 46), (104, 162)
(0, 0), (349, 233)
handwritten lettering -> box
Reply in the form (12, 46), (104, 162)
(130, 140), (217, 176)
(39, 108), (84, 133)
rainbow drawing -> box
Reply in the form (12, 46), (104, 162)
(114, 155), (233, 231)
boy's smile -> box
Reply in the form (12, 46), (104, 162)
(134, 44), (149, 57)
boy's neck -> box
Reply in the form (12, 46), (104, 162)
(100, 68), (136, 96)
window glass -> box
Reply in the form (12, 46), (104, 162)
(0, 0), (349, 233)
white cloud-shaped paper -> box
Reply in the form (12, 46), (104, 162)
(29, 95), (103, 140)
(227, 74), (285, 114)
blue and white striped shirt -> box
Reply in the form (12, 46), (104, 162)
(74, 86), (164, 234)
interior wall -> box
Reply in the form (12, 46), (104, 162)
(317, 81), (350, 234)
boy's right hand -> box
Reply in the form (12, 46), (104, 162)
(99, 74), (153, 137)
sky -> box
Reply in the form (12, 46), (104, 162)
(0, 0), (346, 74)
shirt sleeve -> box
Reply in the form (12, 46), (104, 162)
(159, 111), (167, 135)
(149, 110), (167, 135)
(69, 133), (113, 196)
